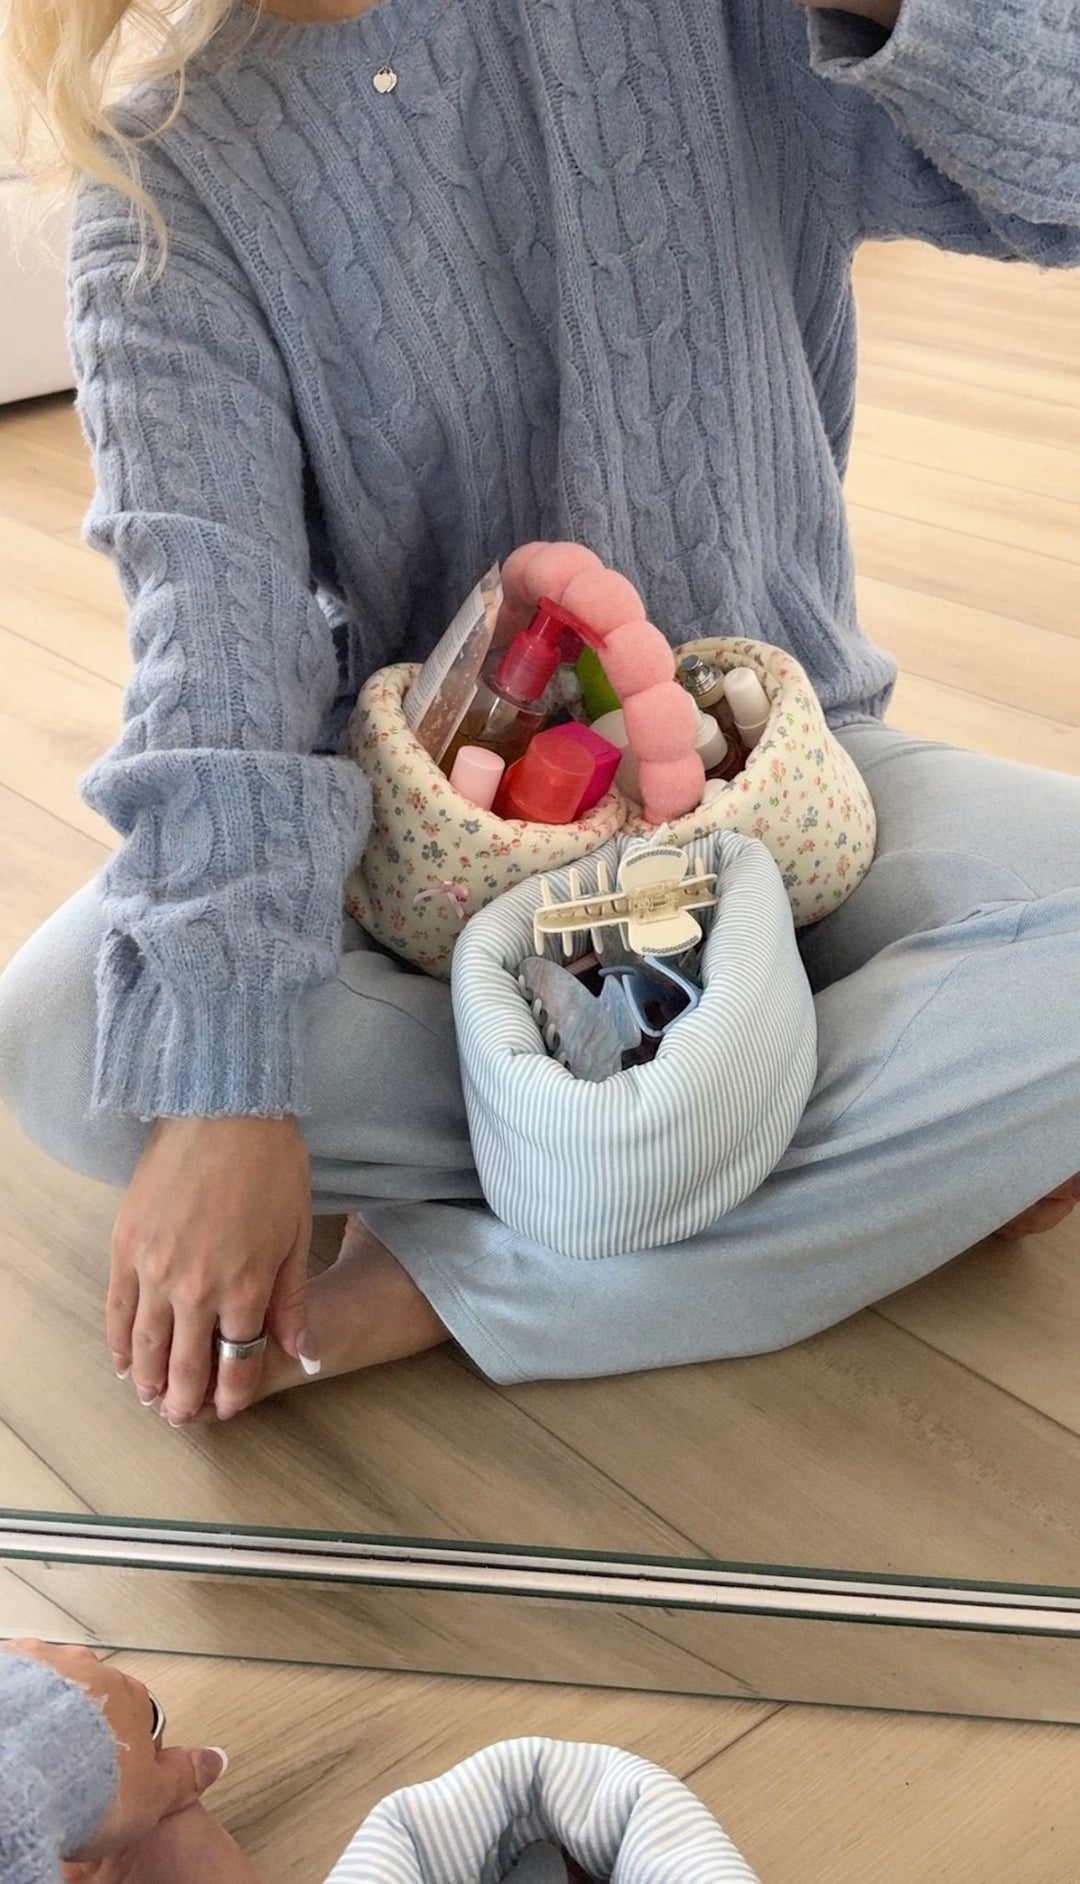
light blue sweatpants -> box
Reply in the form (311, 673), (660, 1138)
(1, 722), (1077, 1385)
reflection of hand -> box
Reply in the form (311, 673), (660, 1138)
(109, 1114), (314, 1424)
(62, 1803), (263, 1884)
(790, 0), (901, 24)
(1, 1641), (226, 1861)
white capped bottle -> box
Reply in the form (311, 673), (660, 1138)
(724, 667), (770, 749)
(693, 707), (742, 783)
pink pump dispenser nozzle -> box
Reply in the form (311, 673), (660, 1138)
(440, 596), (613, 780)
(440, 598), (607, 778)
(491, 597), (605, 704)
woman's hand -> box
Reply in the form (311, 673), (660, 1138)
(62, 1803), (263, 1884)
(109, 1115), (314, 1424)
(1, 1641), (226, 1862)
(791, 0), (901, 25)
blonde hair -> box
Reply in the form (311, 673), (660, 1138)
(1, 0), (261, 280)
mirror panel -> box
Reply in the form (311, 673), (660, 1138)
(1, 246), (1078, 1725)
(3, 1547), (1080, 1725)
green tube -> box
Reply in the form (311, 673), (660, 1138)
(576, 644), (621, 720)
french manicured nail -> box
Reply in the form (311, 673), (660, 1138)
(298, 1333), (322, 1377)
(193, 1746), (229, 1788)
(115, 1367), (131, 1382)
(138, 1395), (160, 1408)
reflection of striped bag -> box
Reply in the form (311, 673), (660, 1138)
(325, 1737), (761, 1882)
(452, 829), (817, 1261)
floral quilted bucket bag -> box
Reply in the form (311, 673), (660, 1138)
(344, 581), (876, 977)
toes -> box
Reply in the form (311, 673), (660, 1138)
(999, 1197), (1076, 1240)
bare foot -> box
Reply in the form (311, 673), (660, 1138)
(998, 1176), (1080, 1241)
(190, 1217), (449, 1421)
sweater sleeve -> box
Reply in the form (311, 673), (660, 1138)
(69, 142), (372, 1120)
(790, 0), (1080, 263)
(0, 1657), (118, 1884)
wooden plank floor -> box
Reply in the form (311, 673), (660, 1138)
(2, 241), (1079, 1875)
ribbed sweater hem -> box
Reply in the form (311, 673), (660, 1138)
(91, 954), (310, 1119)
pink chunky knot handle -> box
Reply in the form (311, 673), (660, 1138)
(495, 543), (878, 926)
(497, 542), (704, 824)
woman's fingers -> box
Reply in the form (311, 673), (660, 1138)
(130, 1292), (174, 1407)
(159, 1303), (218, 1427)
(108, 1117), (313, 1425)
(213, 1347), (267, 1423)
(152, 1744), (229, 1815)
(106, 1265), (139, 1381)
(213, 1287), (276, 1421)
(264, 1227), (312, 1369)
(998, 1194), (1076, 1240)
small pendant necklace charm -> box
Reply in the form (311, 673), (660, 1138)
(373, 64), (398, 94)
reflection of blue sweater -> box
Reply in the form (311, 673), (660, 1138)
(0, 1658), (116, 1884)
(69, 0), (1080, 1123)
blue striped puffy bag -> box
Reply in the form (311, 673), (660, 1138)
(324, 1736), (761, 1882)
(451, 828), (816, 1261)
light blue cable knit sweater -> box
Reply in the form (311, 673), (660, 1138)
(68, 0), (1080, 1121)
(0, 1658), (117, 1884)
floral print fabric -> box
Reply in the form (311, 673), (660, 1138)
(344, 641), (876, 977)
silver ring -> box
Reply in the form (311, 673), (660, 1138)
(216, 1330), (269, 1363)
(148, 1690), (166, 1750)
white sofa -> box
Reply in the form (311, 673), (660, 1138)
(0, 81), (75, 404)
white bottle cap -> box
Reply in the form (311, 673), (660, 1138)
(448, 744), (506, 811)
(589, 709), (628, 748)
(724, 668), (770, 748)
(693, 706), (730, 775)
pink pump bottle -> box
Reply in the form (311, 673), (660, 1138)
(440, 599), (605, 776)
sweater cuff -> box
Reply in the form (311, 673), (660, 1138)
(92, 935), (311, 1118)
(0, 1660), (118, 1873)
(808, 0), (995, 105)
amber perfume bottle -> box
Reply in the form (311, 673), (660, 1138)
(677, 653), (748, 769)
